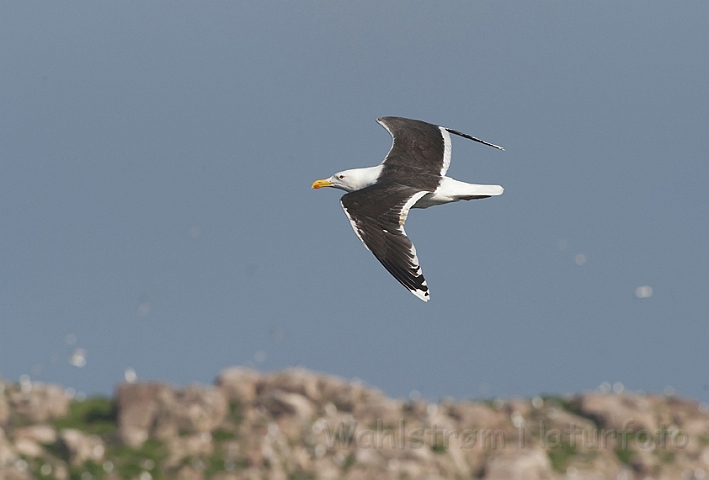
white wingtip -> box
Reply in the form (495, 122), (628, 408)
(411, 288), (430, 302)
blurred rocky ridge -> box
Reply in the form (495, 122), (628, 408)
(1, 367), (709, 480)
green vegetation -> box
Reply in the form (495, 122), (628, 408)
(68, 460), (104, 480)
(614, 446), (634, 466)
(44, 397), (127, 478)
(53, 396), (117, 436)
(109, 438), (168, 479)
(660, 451), (675, 463)
(547, 441), (577, 472)
(228, 401), (244, 425)
(473, 465), (487, 479)
(430, 442), (446, 453)
(206, 454), (225, 477)
(288, 471), (316, 480)
(481, 398), (497, 409)
(342, 453), (356, 471)
(212, 428), (238, 442)
(44, 439), (69, 463)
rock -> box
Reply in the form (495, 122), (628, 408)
(216, 367), (261, 405)
(6, 382), (70, 423)
(578, 393), (657, 432)
(355, 447), (382, 467)
(176, 464), (204, 480)
(14, 437), (43, 457)
(165, 432), (214, 469)
(13, 423), (57, 458)
(58, 429), (105, 466)
(311, 457), (341, 480)
(354, 397), (402, 430)
(484, 447), (554, 480)
(242, 443), (264, 467)
(398, 459), (424, 478)
(210, 474), (243, 480)
(260, 390), (314, 422)
(448, 401), (507, 430)
(117, 382), (228, 446)
(4, 367), (709, 479)
(0, 382), (9, 426)
(53, 463), (70, 480)
(154, 385), (228, 438)
(318, 375), (360, 412)
(263, 368), (322, 403)
(0, 427), (19, 468)
(683, 416), (709, 438)
(342, 467), (380, 480)
(115, 382), (172, 447)
(13, 425), (57, 444)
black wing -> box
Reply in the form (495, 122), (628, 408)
(340, 183), (431, 301)
(376, 117), (505, 189)
(376, 116), (449, 191)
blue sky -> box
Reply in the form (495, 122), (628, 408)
(1, 2), (707, 402)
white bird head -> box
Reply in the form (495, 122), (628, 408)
(311, 166), (382, 193)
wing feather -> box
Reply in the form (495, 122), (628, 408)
(341, 183), (430, 301)
(377, 117), (448, 190)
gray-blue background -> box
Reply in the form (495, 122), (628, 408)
(2, 2), (707, 401)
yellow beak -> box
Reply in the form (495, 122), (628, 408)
(311, 178), (333, 189)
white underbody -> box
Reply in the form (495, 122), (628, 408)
(413, 176), (504, 209)
(325, 166), (503, 209)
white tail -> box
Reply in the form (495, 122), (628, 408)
(413, 178), (504, 208)
(440, 177), (503, 198)
(464, 184), (504, 196)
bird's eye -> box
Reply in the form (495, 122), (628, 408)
(338, 175), (345, 179)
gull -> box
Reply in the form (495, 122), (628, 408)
(312, 116), (504, 301)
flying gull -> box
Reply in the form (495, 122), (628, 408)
(312, 116), (504, 302)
